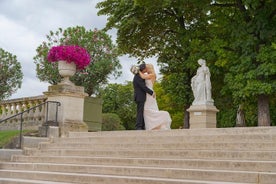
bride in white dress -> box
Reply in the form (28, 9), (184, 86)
(139, 64), (172, 130)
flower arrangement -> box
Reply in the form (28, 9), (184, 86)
(47, 45), (91, 70)
(130, 65), (139, 75)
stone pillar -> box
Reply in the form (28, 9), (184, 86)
(44, 84), (88, 137)
(187, 104), (219, 128)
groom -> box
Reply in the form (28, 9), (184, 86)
(133, 63), (154, 130)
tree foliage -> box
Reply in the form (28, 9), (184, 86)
(99, 82), (136, 130)
(97, 0), (276, 127)
(97, 0), (223, 127)
(34, 26), (122, 96)
(154, 81), (183, 128)
(102, 113), (125, 131)
(210, 0), (276, 126)
(0, 48), (23, 100)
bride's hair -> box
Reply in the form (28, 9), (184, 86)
(138, 63), (156, 82)
(146, 64), (155, 74)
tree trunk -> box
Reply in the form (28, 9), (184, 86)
(183, 105), (190, 129)
(258, 94), (270, 126)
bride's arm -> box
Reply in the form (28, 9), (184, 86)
(139, 71), (155, 80)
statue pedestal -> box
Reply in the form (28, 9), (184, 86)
(44, 84), (88, 137)
(187, 104), (219, 128)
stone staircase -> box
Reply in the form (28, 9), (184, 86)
(1, 127), (276, 184)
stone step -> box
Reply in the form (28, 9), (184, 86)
(0, 172), (256, 184)
(22, 137), (49, 149)
(0, 168), (267, 183)
(53, 134), (276, 144)
(68, 127), (276, 138)
(22, 148), (276, 161)
(3, 157), (276, 173)
(0, 178), (254, 184)
(2, 128), (276, 183)
(0, 149), (23, 161)
(38, 142), (276, 151)
(0, 178), (73, 184)
(9, 156), (276, 172)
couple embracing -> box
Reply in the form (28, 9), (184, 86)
(131, 63), (171, 130)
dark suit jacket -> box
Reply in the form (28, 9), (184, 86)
(133, 74), (153, 102)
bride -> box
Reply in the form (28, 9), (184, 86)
(139, 64), (171, 130)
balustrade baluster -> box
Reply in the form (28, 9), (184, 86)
(17, 102), (24, 130)
(0, 104), (6, 120)
(22, 101), (28, 126)
(11, 103), (17, 127)
(40, 100), (46, 123)
(9, 103), (16, 124)
(14, 103), (21, 123)
(33, 100), (39, 123)
(6, 104), (12, 118)
(27, 100), (35, 129)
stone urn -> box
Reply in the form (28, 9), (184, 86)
(58, 60), (76, 85)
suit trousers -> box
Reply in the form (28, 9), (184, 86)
(136, 101), (145, 130)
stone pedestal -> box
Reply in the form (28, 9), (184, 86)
(44, 84), (88, 137)
(48, 126), (59, 138)
(187, 104), (219, 128)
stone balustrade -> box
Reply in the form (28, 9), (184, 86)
(0, 95), (47, 131)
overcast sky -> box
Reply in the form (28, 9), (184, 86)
(0, 0), (159, 99)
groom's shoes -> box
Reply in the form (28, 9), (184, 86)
(136, 127), (145, 130)
(136, 125), (145, 130)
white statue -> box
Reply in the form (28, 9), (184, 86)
(236, 105), (245, 127)
(191, 59), (214, 105)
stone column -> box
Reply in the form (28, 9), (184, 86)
(44, 84), (88, 137)
(187, 104), (219, 128)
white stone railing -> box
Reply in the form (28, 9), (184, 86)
(0, 95), (47, 130)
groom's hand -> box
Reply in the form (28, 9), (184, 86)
(152, 92), (156, 98)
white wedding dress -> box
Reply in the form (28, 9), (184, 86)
(144, 79), (172, 130)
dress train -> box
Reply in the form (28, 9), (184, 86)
(144, 79), (171, 130)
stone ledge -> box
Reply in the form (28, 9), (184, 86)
(22, 137), (50, 149)
(187, 104), (219, 112)
(44, 84), (88, 98)
(0, 149), (22, 161)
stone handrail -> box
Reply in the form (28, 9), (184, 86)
(0, 95), (47, 130)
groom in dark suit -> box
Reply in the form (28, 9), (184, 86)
(133, 63), (154, 130)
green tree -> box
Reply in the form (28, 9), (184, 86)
(0, 48), (23, 100)
(154, 81), (183, 128)
(99, 82), (136, 130)
(34, 26), (122, 96)
(96, 0), (222, 128)
(210, 0), (276, 126)
(102, 113), (125, 131)
(97, 0), (276, 127)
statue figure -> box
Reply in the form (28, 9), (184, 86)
(236, 105), (245, 127)
(191, 59), (214, 105)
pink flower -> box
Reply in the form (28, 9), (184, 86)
(47, 45), (91, 70)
